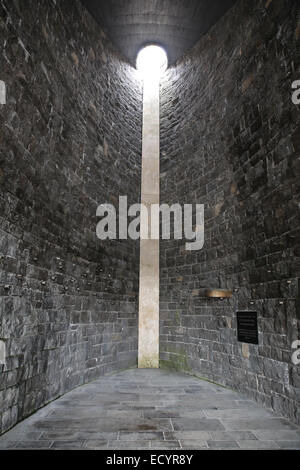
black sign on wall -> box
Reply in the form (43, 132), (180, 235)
(237, 311), (259, 345)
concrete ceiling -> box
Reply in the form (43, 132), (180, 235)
(81, 0), (237, 66)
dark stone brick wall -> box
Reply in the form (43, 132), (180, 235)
(160, 0), (300, 423)
(0, 0), (142, 434)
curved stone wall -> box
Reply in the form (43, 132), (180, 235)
(160, 0), (300, 424)
(0, 0), (142, 434)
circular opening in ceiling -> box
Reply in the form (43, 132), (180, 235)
(136, 45), (168, 78)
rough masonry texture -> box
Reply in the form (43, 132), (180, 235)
(160, 0), (300, 424)
(0, 0), (299, 439)
(0, 0), (142, 434)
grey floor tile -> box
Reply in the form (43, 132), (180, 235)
(0, 441), (18, 449)
(172, 418), (225, 431)
(108, 440), (150, 449)
(275, 441), (300, 449)
(118, 418), (173, 432)
(16, 441), (53, 449)
(143, 410), (181, 418)
(119, 432), (164, 441)
(222, 418), (299, 431)
(176, 411), (206, 419)
(48, 409), (143, 419)
(150, 441), (181, 449)
(50, 440), (85, 449)
(238, 440), (280, 449)
(253, 430), (300, 441)
(41, 430), (117, 441)
(0, 369), (299, 451)
(204, 408), (275, 419)
(179, 440), (208, 449)
(165, 431), (211, 441)
(83, 440), (109, 449)
(210, 431), (257, 441)
(208, 440), (239, 449)
(0, 431), (43, 441)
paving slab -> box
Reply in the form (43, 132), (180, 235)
(150, 440), (181, 449)
(208, 440), (239, 449)
(0, 369), (299, 450)
(180, 440), (208, 449)
(237, 440), (280, 449)
(275, 441), (300, 449)
(83, 440), (109, 449)
(221, 418), (299, 431)
(172, 418), (225, 431)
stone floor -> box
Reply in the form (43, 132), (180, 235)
(0, 368), (300, 450)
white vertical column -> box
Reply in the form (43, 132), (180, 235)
(138, 74), (160, 369)
(0, 340), (5, 365)
(0, 80), (6, 105)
